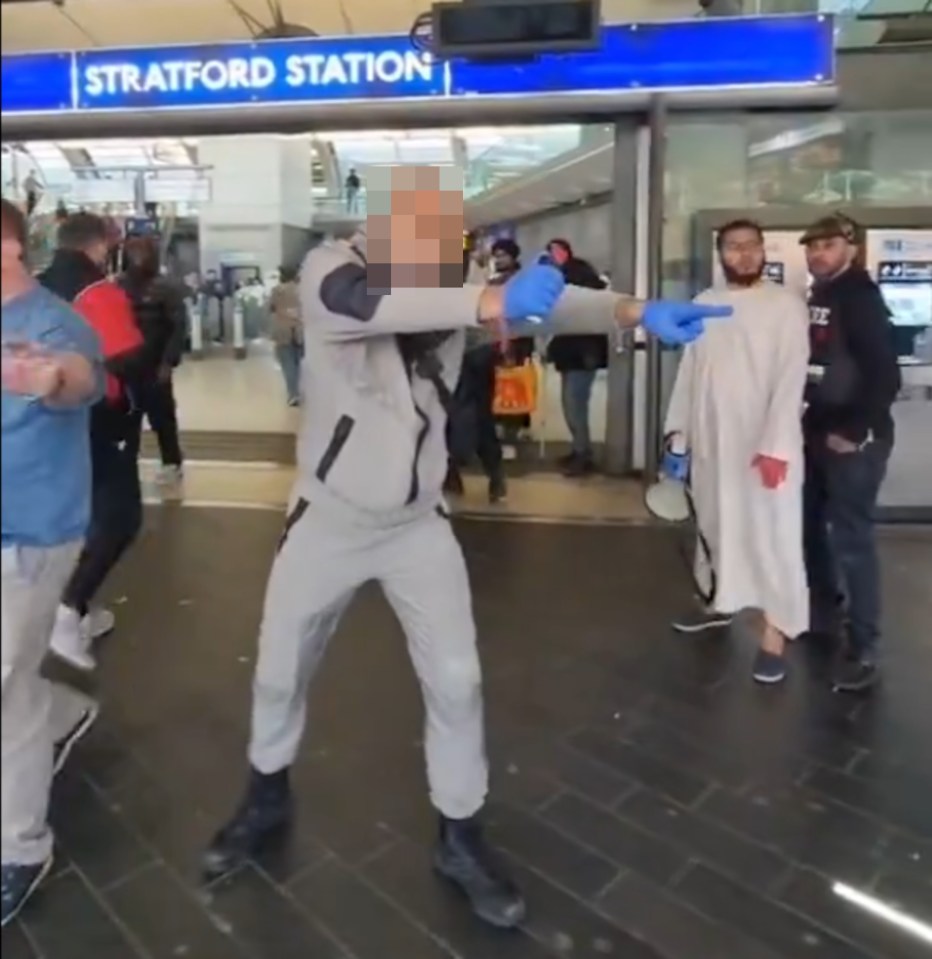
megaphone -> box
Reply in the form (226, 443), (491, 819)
(645, 475), (691, 523)
(645, 442), (691, 522)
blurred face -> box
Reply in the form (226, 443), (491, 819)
(366, 165), (464, 291)
(1, 231), (23, 276)
(718, 226), (765, 287)
(548, 243), (570, 267)
(83, 238), (109, 270)
(493, 249), (516, 273)
(126, 240), (158, 275)
(805, 236), (855, 281)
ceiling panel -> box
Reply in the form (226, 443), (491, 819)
(1, 0), (697, 54)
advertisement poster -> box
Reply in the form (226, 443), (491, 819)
(865, 230), (932, 344)
(712, 229), (811, 296)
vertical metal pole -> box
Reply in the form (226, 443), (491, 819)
(604, 118), (639, 475)
(643, 95), (668, 482)
(134, 171), (147, 216)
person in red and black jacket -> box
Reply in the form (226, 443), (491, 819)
(38, 212), (149, 672)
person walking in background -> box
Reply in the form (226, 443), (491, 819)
(22, 172), (43, 218)
(119, 235), (187, 482)
(445, 242), (510, 504)
(344, 168), (362, 213)
(800, 214), (901, 692)
(1, 199), (103, 926)
(38, 213), (148, 673)
(545, 238), (609, 476)
(269, 266), (304, 407)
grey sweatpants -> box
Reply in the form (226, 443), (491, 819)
(2, 542), (94, 866)
(249, 499), (487, 820)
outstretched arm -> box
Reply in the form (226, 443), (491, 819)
(508, 285), (643, 338)
(314, 256), (485, 340)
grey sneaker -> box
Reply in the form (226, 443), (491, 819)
(2, 856), (54, 927)
(53, 703), (100, 776)
(672, 609), (733, 634)
(752, 649), (787, 685)
(832, 657), (879, 693)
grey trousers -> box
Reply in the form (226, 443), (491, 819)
(249, 499), (488, 820)
(2, 542), (93, 866)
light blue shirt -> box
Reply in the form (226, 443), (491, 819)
(2, 284), (103, 548)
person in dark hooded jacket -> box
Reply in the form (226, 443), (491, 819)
(118, 235), (187, 479)
(545, 238), (608, 475)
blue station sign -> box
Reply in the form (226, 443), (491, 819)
(1, 15), (834, 116)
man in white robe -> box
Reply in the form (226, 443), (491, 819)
(664, 219), (810, 684)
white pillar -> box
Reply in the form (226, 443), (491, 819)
(197, 135), (313, 277)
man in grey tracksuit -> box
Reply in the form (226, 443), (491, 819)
(203, 229), (730, 927)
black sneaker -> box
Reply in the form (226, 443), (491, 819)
(202, 768), (292, 879)
(433, 815), (525, 929)
(488, 474), (508, 505)
(671, 610), (733, 634)
(832, 657), (879, 693)
(53, 703), (100, 776)
(2, 856), (54, 927)
(562, 454), (596, 478)
(752, 648), (787, 685)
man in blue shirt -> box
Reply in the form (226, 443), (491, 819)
(1, 199), (104, 926)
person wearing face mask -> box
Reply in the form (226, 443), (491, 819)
(118, 235), (187, 480)
(544, 238), (609, 475)
(801, 215), (901, 693)
(664, 220), (811, 685)
(38, 213), (147, 673)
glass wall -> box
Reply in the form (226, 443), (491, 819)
(662, 109), (932, 299)
(661, 109), (932, 514)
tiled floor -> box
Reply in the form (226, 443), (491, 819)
(4, 510), (931, 959)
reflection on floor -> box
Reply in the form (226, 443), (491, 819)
(139, 461), (651, 524)
(6, 511), (930, 958)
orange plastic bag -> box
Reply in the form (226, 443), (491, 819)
(493, 361), (539, 417)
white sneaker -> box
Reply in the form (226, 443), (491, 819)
(157, 465), (184, 485)
(49, 606), (114, 671)
(85, 607), (116, 642)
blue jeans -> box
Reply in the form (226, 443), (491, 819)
(276, 342), (304, 403)
(561, 370), (597, 456)
(803, 435), (892, 660)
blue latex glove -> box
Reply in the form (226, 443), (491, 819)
(642, 301), (733, 346)
(502, 259), (565, 324)
(661, 448), (690, 483)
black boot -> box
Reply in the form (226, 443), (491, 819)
(444, 463), (465, 497)
(202, 767), (292, 879)
(433, 814), (526, 929)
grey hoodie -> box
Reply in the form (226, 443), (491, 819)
(296, 236), (625, 528)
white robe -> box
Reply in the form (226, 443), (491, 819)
(664, 283), (811, 638)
